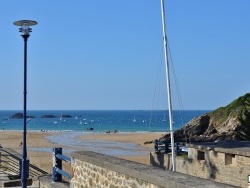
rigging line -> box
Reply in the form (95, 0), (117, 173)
(147, 47), (165, 133)
(154, 60), (164, 126)
(146, 51), (165, 154)
(166, 37), (185, 117)
(166, 37), (188, 142)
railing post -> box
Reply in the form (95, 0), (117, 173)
(154, 139), (159, 151)
(164, 140), (168, 153)
(52, 148), (62, 182)
(0, 145), (2, 165)
(18, 159), (22, 179)
(175, 143), (179, 155)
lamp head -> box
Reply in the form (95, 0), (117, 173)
(13, 20), (37, 35)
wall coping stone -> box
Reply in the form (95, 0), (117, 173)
(187, 141), (250, 156)
(71, 151), (235, 188)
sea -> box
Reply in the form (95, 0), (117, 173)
(0, 110), (209, 133)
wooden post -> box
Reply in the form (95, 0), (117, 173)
(52, 148), (62, 182)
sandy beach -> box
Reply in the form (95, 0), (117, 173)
(0, 131), (164, 174)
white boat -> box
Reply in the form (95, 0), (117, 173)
(53, 121), (58, 124)
(162, 114), (167, 122)
(133, 116), (136, 123)
(133, 112), (136, 123)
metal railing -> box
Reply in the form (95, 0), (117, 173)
(52, 148), (71, 182)
(154, 139), (169, 153)
(0, 146), (48, 179)
(154, 140), (184, 155)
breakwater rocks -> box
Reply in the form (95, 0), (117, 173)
(160, 93), (250, 142)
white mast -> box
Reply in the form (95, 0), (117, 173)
(160, 0), (176, 171)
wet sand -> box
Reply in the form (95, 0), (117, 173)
(0, 131), (164, 173)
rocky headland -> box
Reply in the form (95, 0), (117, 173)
(159, 93), (250, 142)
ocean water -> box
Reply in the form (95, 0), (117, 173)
(0, 110), (209, 133)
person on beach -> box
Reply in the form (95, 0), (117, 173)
(19, 141), (22, 147)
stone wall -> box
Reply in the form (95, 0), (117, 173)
(70, 150), (233, 188)
(150, 143), (250, 188)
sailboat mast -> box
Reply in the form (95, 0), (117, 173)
(160, 0), (176, 171)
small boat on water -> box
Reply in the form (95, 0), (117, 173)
(133, 113), (136, 123)
(162, 114), (167, 122)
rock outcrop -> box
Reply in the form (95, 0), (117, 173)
(62, 115), (72, 118)
(10, 113), (35, 119)
(10, 113), (24, 119)
(41, 115), (57, 118)
(41, 114), (72, 118)
(160, 93), (250, 142)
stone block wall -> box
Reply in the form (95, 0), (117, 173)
(70, 150), (233, 188)
(150, 147), (249, 187)
(71, 159), (161, 188)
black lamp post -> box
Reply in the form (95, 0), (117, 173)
(13, 20), (37, 188)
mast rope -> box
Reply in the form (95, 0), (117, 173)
(147, 47), (165, 133)
(166, 37), (188, 142)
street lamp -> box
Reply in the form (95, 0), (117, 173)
(13, 20), (37, 188)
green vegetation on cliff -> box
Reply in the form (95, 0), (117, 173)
(208, 93), (250, 140)
(209, 93), (250, 124)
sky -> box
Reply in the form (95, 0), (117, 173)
(0, 1), (249, 111)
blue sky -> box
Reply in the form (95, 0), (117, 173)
(0, 1), (249, 110)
